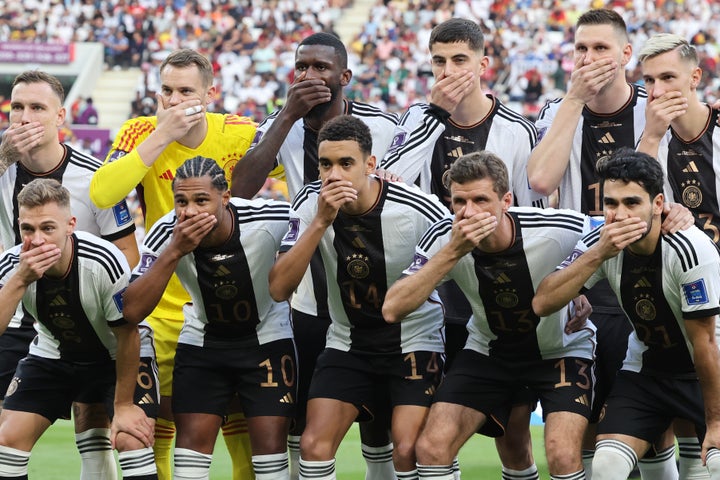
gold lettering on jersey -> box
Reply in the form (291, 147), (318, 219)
(634, 295), (656, 321)
(591, 121), (622, 129)
(495, 288), (519, 309)
(137, 361), (155, 389)
(346, 253), (370, 279)
(444, 134), (473, 144)
(676, 149), (701, 157)
(681, 180), (702, 209)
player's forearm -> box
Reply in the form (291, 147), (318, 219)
(112, 324), (141, 407)
(112, 233), (140, 269)
(269, 221), (327, 302)
(231, 114), (295, 199)
(527, 99), (585, 196)
(0, 148), (19, 177)
(636, 136), (662, 159)
(0, 277), (28, 334)
(687, 318), (720, 425)
(123, 252), (180, 323)
(90, 150), (150, 209)
(383, 247), (459, 323)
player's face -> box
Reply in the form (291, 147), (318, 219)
(294, 44), (351, 117)
(430, 41), (487, 86)
(641, 48), (701, 102)
(159, 64), (215, 109)
(603, 179), (664, 241)
(318, 139), (376, 196)
(173, 176), (230, 234)
(450, 177), (512, 221)
(18, 202), (75, 253)
(10, 81), (65, 147)
(574, 24), (631, 91)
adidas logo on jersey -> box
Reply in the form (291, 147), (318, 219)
(447, 147), (464, 158)
(280, 393), (294, 404)
(634, 277), (652, 288)
(138, 393), (155, 405)
(574, 394), (589, 407)
(682, 161), (699, 173)
(494, 273), (512, 284)
(598, 132), (615, 144)
(352, 237), (366, 249)
(50, 295), (67, 307)
(213, 265), (232, 277)
(159, 170), (174, 180)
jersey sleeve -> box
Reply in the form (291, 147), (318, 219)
(673, 236), (720, 319)
(534, 98), (559, 138)
(246, 113), (286, 180)
(379, 103), (446, 184)
(279, 186), (317, 253)
(98, 247), (132, 328)
(90, 118), (154, 209)
(508, 123), (547, 208)
(130, 211), (175, 282)
(401, 218), (453, 285)
(556, 225), (607, 291)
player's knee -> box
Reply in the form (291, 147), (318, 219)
(415, 431), (447, 465)
(299, 430), (335, 461)
(391, 437), (417, 468)
(114, 431), (147, 453)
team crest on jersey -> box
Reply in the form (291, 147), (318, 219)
(215, 281), (239, 300)
(495, 288), (519, 309)
(109, 150), (128, 162)
(388, 131), (407, 152)
(5, 376), (19, 397)
(406, 253), (429, 274)
(346, 253), (370, 279)
(112, 201), (132, 226)
(138, 254), (156, 274)
(681, 180), (702, 209)
(284, 218), (300, 242)
(113, 288), (126, 313)
(634, 295), (656, 321)
(683, 279), (709, 305)
(559, 248), (584, 269)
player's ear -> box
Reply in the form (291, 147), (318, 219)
(341, 69), (352, 87)
(365, 154), (377, 174)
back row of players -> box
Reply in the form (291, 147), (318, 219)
(0, 8), (719, 480)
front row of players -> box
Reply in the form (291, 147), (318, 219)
(2, 115), (720, 479)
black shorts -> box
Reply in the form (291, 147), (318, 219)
(308, 348), (443, 422)
(133, 356), (159, 419)
(435, 349), (593, 437)
(0, 324), (37, 399)
(597, 370), (707, 443)
(172, 339), (297, 419)
(291, 309), (331, 425)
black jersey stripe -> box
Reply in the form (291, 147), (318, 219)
(144, 217), (176, 251)
(291, 182), (321, 210)
(516, 212), (585, 232)
(664, 232), (699, 272)
(78, 241), (126, 283)
(387, 184), (447, 221)
(68, 149), (103, 172)
(255, 109), (281, 129)
(0, 252), (20, 278)
(582, 227), (602, 248)
(496, 104), (538, 145)
(349, 101), (398, 123)
(381, 114), (443, 170)
(418, 218), (453, 251)
(537, 98), (562, 120)
(397, 103), (428, 126)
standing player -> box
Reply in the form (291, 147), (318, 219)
(123, 157), (295, 479)
(90, 49), (257, 480)
(533, 148), (720, 480)
(0, 179), (157, 480)
(0, 70), (139, 480)
(269, 115), (447, 480)
(380, 18), (546, 479)
(383, 151), (596, 480)
(231, 32), (400, 479)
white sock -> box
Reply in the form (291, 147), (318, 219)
(299, 458), (335, 480)
(581, 450), (594, 478)
(0, 445), (30, 477)
(288, 435), (301, 480)
(253, 452), (290, 480)
(417, 464), (454, 480)
(76, 428), (117, 480)
(174, 447), (212, 480)
(592, 439), (637, 480)
(638, 445), (677, 480)
(502, 464), (540, 480)
(550, 471), (586, 480)
(362, 443), (395, 480)
(452, 457), (461, 479)
(118, 447), (157, 477)
(706, 448), (720, 480)
(396, 469), (417, 480)
(679, 436), (710, 480)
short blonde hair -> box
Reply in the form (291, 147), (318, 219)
(638, 33), (698, 66)
(17, 178), (71, 210)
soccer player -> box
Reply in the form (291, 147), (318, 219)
(383, 151), (596, 480)
(230, 32), (400, 479)
(0, 70), (140, 479)
(532, 148), (720, 480)
(89, 49), (257, 480)
(0, 179), (157, 480)
(269, 115), (447, 480)
(380, 19), (548, 479)
(527, 10), (686, 477)
(123, 157), (295, 480)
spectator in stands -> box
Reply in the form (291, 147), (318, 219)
(76, 98), (99, 125)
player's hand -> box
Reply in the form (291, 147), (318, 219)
(281, 71), (332, 121)
(566, 54), (617, 105)
(316, 176), (357, 227)
(16, 237), (62, 284)
(169, 211), (217, 255)
(643, 91), (687, 142)
(449, 206), (497, 256)
(110, 404), (155, 449)
(661, 202), (694, 234)
(701, 424), (720, 466)
(374, 168), (403, 183)
(429, 70), (474, 114)
(0, 121), (45, 163)
(597, 211), (646, 258)
(565, 295), (592, 334)
(154, 93), (205, 143)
